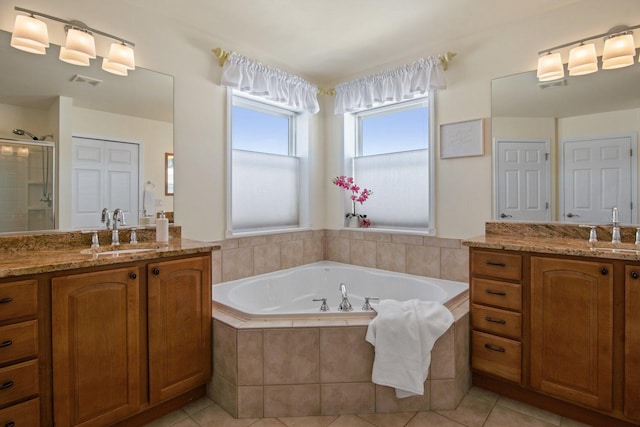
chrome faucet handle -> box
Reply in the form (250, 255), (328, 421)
(312, 298), (330, 312)
(635, 228), (640, 245)
(578, 224), (598, 243)
(362, 297), (380, 311)
(91, 231), (100, 248)
(129, 228), (138, 244)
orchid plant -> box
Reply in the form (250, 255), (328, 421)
(332, 176), (372, 224)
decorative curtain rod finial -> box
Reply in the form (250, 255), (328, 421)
(438, 51), (456, 70)
(212, 47), (230, 66)
(318, 88), (336, 96)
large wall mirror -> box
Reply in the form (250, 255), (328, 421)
(0, 30), (174, 234)
(492, 61), (640, 225)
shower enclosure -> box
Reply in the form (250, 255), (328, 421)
(0, 139), (55, 232)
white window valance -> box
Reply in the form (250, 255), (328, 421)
(221, 52), (319, 114)
(334, 56), (446, 114)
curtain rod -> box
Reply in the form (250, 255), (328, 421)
(211, 47), (456, 96)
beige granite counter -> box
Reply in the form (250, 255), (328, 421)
(0, 227), (219, 278)
(463, 221), (640, 261)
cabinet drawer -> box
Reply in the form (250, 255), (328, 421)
(0, 397), (39, 426)
(0, 280), (38, 321)
(0, 359), (38, 407)
(0, 320), (38, 365)
(472, 331), (521, 383)
(472, 278), (522, 311)
(472, 250), (522, 281)
(471, 304), (521, 339)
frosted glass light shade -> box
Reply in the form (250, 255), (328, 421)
(17, 147), (29, 157)
(568, 43), (598, 76)
(65, 28), (96, 59)
(602, 33), (636, 69)
(10, 35), (46, 54)
(537, 53), (565, 81)
(101, 58), (128, 76)
(10, 14), (49, 53)
(59, 47), (90, 66)
(1, 146), (14, 156)
(107, 43), (135, 70)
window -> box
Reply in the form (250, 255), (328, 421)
(227, 92), (309, 234)
(350, 97), (433, 231)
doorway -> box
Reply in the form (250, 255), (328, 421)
(71, 137), (140, 229)
(561, 134), (637, 224)
(494, 138), (550, 221)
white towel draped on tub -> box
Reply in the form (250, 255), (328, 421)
(365, 299), (454, 398)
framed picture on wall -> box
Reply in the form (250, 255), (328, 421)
(439, 118), (484, 159)
(165, 152), (174, 195)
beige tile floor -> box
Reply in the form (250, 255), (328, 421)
(144, 387), (593, 427)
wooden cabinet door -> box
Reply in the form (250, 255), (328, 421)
(148, 255), (212, 404)
(530, 257), (613, 410)
(625, 265), (640, 421)
(52, 267), (143, 427)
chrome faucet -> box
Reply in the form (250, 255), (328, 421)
(338, 283), (353, 312)
(611, 207), (621, 244)
(111, 208), (126, 246)
(101, 208), (111, 229)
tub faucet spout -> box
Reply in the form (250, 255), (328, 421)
(338, 283), (353, 312)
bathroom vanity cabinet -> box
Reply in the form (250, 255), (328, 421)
(52, 254), (212, 426)
(530, 257), (613, 411)
(469, 247), (640, 427)
(0, 247), (213, 427)
(470, 250), (523, 384)
(0, 279), (42, 426)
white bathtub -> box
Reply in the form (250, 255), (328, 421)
(213, 261), (468, 318)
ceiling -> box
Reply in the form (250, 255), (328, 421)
(123, 0), (580, 86)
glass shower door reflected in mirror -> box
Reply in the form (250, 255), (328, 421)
(0, 140), (55, 232)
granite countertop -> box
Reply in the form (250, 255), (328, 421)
(0, 237), (220, 279)
(463, 221), (640, 261)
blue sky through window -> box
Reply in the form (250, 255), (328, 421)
(361, 106), (429, 156)
(232, 105), (289, 155)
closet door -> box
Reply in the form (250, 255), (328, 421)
(71, 137), (139, 228)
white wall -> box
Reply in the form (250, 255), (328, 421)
(1, 0), (639, 240)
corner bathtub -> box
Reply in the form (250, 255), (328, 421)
(211, 261), (471, 418)
(213, 261), (468, 318)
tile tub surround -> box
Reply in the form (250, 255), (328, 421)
(210, 298), (470, 418)
(213, 229), (469, 285)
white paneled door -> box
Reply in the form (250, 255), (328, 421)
(562, 134), (636, 224)
(72, 137), (139, 229)
(495, 139), (550, 221)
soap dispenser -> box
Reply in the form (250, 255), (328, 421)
(156, 210), (169, 242)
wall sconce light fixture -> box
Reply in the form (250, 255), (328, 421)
(537, 24), (639, 82)
(10, 6), (135, 76)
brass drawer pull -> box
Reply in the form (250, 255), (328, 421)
(485, 289), (507, 296)
(485, 316), (506, 325)
(0, 298), (13, 304)
(0, 340), (12, 348)
(484, 343), (506, 353)
(485, 261), (506, 267)
(0, 381), (14, 391)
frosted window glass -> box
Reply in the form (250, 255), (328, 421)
(232, 149), (299, 230)
(354, 149), (429, 228)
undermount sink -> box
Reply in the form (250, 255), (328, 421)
(92, 248), (158, 257)
(590, 246), (640, 254)
(80, 246), (161, 257)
